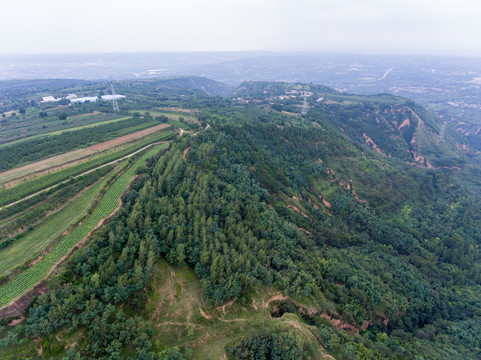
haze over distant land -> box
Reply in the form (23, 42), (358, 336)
(1, 0), (480, 56)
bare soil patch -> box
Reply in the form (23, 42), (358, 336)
(199, 307), (212, 320)
(34, 337), (43, 356)
(288, 205), (309, 218)
(263, 294), (288, 308)
(398, 118), (411, 130)
(183, 146), (192, 160)
(69, 111), (100, 118)
(296, 227), (312, 235)
(8, 315), (24, 326)
(363, 133), (388, 157)
(216, 299), (235, 315)
(0, 281), (49, 320)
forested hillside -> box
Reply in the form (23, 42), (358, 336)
(1, 81), (481, 359)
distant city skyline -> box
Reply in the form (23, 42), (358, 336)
(1, 0), (481, 57)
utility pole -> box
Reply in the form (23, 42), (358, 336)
(110, 77), (120, 112)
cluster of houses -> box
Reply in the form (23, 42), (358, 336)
(234, 89), (317, 105)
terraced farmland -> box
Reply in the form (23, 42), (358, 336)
(0, 116), (131, 149)
(0, 116), (165, 173)
(0, 144), (168, 307)
(0, 167), (117, 275)
(0, 129), (175, 207)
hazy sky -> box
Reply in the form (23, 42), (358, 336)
(1, 0), (481, 56)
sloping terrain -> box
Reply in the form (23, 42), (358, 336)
(1, 81), (481, 359)
(117, 76), (233, 97)
(234, 81), (467, 168)
(154, 76), (234, 96)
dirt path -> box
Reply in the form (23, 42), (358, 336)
(156, 321), (200, 327)
(182, 146), (192, 160)
(69, 111), (100, 118)
(218, 318), (247, 322)
(156, 107), (199, 114)
(263, 294), (289, 308)
(34, 338), (43, 357)
(0, 123), (169, 186)
(216, 299), (235, 315)
(199, 307), (212, 320)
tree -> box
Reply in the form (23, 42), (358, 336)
(176, 243), (186, 264)
(158, 115), (169, 123)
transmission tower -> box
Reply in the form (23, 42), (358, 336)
(110, 79), (120, 112)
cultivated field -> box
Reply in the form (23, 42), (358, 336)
(0, 123), (170, 186)
(0, 130), (175, 208)
(0, 144), (169, 307)
(0, 112), (127, 146)
(0, 116), (130, 149)
(0, 168), (116, 275)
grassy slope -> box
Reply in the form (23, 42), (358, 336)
(0, 168), (117, 276)
(130, 109), (200, 127)
(142, 260), (330, 360)
(0, 144), (168, 307)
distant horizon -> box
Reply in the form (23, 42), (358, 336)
(0, 51), (480, 85)
(1, 50), (480, 60)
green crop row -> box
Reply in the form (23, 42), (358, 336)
(0, 144), (168, 307)
(0, 166), (118, 275)
(0, 129), (175, 207)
